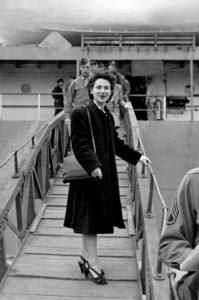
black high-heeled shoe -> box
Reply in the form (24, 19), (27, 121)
(78, 256), (105, 276)
(87, 264), (108, 285)
(78, 256), (89, 277)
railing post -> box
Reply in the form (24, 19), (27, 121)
(0, 236), (7, 282)
(144, 173), (154, 218)
(163, 96), (166, 120)
(12, 151), (20, 178)
(31, 136), (36, 148)
(140, 162), (147, 178)
(27, 173), (36, 229)
(152, 257), (165, 280)
(152, 206), (168, 281)
(0, 94), (2, 120)
(37, 93), (41, 121)
(140, 239), (146, 295)
(137, 138), (142, 151)
(156, 99), (163, 120)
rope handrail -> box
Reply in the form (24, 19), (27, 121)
(133, 122), (181, 300)
(134, 125), (168, 211)
(0, 123), (47, 169)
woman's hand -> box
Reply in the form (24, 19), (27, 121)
(91, 168), (102, 179)
(139, 155), (151, 166)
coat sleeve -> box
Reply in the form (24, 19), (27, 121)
(70, 107), (102, 174)
(158, 172), (198, 270)
(113, 121), (142, 165)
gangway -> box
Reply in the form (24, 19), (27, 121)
(0, 160), (143, 298)
(0, 109), (174, 299)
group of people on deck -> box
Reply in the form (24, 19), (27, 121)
(51, 58), (159, 123)
(52, 58), (132, 126)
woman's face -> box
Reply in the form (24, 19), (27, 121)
(91, 78), (111, 106)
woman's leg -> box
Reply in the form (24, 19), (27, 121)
(82, 234), (101, 274)
(81, 234), (108, 284)
(81, 234), (88, 260)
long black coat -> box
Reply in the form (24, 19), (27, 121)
(63, 101), (142, 234)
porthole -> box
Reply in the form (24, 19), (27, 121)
(21, 84), (31, 93)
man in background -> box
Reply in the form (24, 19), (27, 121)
(90, 61), (98, 75)
(145, 77), (158, 120)
(64, 57), (91, 127)
(52, 78), (64, 116)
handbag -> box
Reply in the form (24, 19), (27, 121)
(63, 106), (96, 183)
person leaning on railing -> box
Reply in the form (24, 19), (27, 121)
(158, 168), (199, 300)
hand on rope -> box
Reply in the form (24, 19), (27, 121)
(139, 155), (151, 166)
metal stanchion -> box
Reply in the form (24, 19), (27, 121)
(12, 151), (20, 178)
(144, 173), (154, 218)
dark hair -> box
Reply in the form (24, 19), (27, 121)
(90, 60), (98, 66)
(88, 71), (115, 101)
(109, 70), (121, 84)
(57, 78), (64, 83)
(98, 62), (104, 68)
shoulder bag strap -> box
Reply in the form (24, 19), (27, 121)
(84, 105), (96, 153)
(65, 105), (96, 155)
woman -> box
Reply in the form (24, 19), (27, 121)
(63, 71), (151, 285)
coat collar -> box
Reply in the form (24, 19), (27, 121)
(87, 100), (109, 115)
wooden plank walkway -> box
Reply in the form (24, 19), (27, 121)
(0, 128), (142, 300)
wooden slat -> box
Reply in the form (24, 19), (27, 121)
(9, 256), (138, 281)
(49, 185), (129, 197)
(0, 278), (141, 299)
(23, 245), (135, 257)
(54, 177), (129, 186)
(41, 206), (128, 220)
(34, 219), (129, 237)
(45, 195), (130, 206)
(0, 295), (139, 300)
(19, 234), (137, 258)
(24, 234), (134, 250)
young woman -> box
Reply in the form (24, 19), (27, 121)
(63, 71), (151, 285)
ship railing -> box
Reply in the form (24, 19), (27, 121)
(0, 92), (62, 121)
(0, 111), (67, 282)
(128, 93), (197, 120)
(124, 106), (181, 299)
(0, 92), (196, 121)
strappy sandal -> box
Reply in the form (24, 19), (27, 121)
(78, 256), (105, 276)
(88, 264), (108, 285)
(78, 256), (89, 277)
